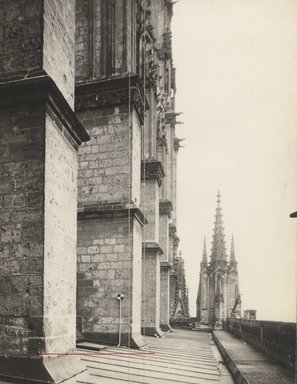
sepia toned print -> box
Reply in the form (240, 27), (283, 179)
(0, 1), (295, 383)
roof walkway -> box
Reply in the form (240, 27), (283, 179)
(213, 330), (295, 384)
(76, 329), (232, 384)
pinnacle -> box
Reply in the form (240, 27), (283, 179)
(210, 192), (227, 262)
(230, 234), (236, 263)
(202, 236), (208, 263)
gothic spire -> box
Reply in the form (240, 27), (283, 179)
(210, 191), (227, 262)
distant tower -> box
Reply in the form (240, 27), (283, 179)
(196, 192), (241, 326)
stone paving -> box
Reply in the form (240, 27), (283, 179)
(213, 331), (295, 384)
(76, 329), (229, 384)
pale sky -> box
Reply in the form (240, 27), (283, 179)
(172, 0), (297, 322)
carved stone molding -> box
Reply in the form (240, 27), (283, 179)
(161, 260), (172, 270)
(75, 74), (149, 124)
(159, 199), (172, 217)
(142, 241), (164, 256)
(77, 201), (146, 227)
(173, 235), (180, 248)
(141, 159), (165, 187)
(0, 75), (89, 146)
(169, 224), (176, 236)
(165, 111), (181, 125)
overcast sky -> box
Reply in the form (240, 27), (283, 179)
(172, 0), (297, 322)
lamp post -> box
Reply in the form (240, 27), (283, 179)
(117, 293), (125, 347)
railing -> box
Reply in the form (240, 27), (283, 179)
(225, 318), (296, 369)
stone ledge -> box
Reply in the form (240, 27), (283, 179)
(161, 261), (172, 270)
(77, 202), (147, 227)
(142, 242), (164, 256)
(213, 331), (249, 384)
(75, 74), (149, 124)
(0, 355), (86, 384)
(0, 74), (90, 146)
(159, 199), (173, 217)
(141, 159), (165, 187)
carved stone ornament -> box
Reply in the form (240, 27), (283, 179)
(75, 75), (148, 124)
(159, 199), (173, 217)
(141, 159), (165, 187)
(156, 99), (167, 148)
(136, 0), (158, 94)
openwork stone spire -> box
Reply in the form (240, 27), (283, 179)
(210, 191), (227, 262)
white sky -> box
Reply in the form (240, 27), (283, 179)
(172, 0), (297, 322)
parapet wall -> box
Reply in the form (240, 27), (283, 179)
(225, 318), (296, 369)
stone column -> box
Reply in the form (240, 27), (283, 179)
(0, 1), (89, 382)
(141, 160), (164, 337)
(159, 200), (172, 331)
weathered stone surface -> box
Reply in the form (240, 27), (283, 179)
(0, 0), (75, 108)
(0, 102), (45, 358)
(77, 102), (141, 207)
(141, 159), (165, 187)
(160, 267), (171, 329)
(75, 0), (135, 81)
(141, 242), (163, 337)
(77, 213), (144, 347)
(0, 0), (43, 78)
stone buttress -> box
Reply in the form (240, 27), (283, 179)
(75, 0), (146, 347)
(0, 1), (89, 382)
(75, 0), (182, 344)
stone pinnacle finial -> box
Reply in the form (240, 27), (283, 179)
(202, 236), (207, 263)
(217, 190), (221, 205)
(230, 234), (236, 262)
(210, 191), (227, 262)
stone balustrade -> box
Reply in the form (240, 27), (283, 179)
(225, 318), (296, 369)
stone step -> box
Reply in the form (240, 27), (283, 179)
(76, 342), (107, 351)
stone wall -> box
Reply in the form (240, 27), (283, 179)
(75, 0), (135, 82)
(43, 0), (75, 108)
(160, 267), (170, 328)
(0, 102), (45, 356)
(0, 0), (75, 108)
(77, 106), (140, 206)
(77, 213), (143, 346)
(43, 106), (78, 353)
(0, 0), (43, 80)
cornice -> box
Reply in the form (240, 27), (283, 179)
(142, 241), (164, 256)
(75, 74), (149, 124)
(0, 74), (89, 146)
(77, 202), (146, 227)
(169, 223), (176, 236)
(141, 159), (165, 187)
(159, 199), (173, 217)
(161, 261), (172, 270)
